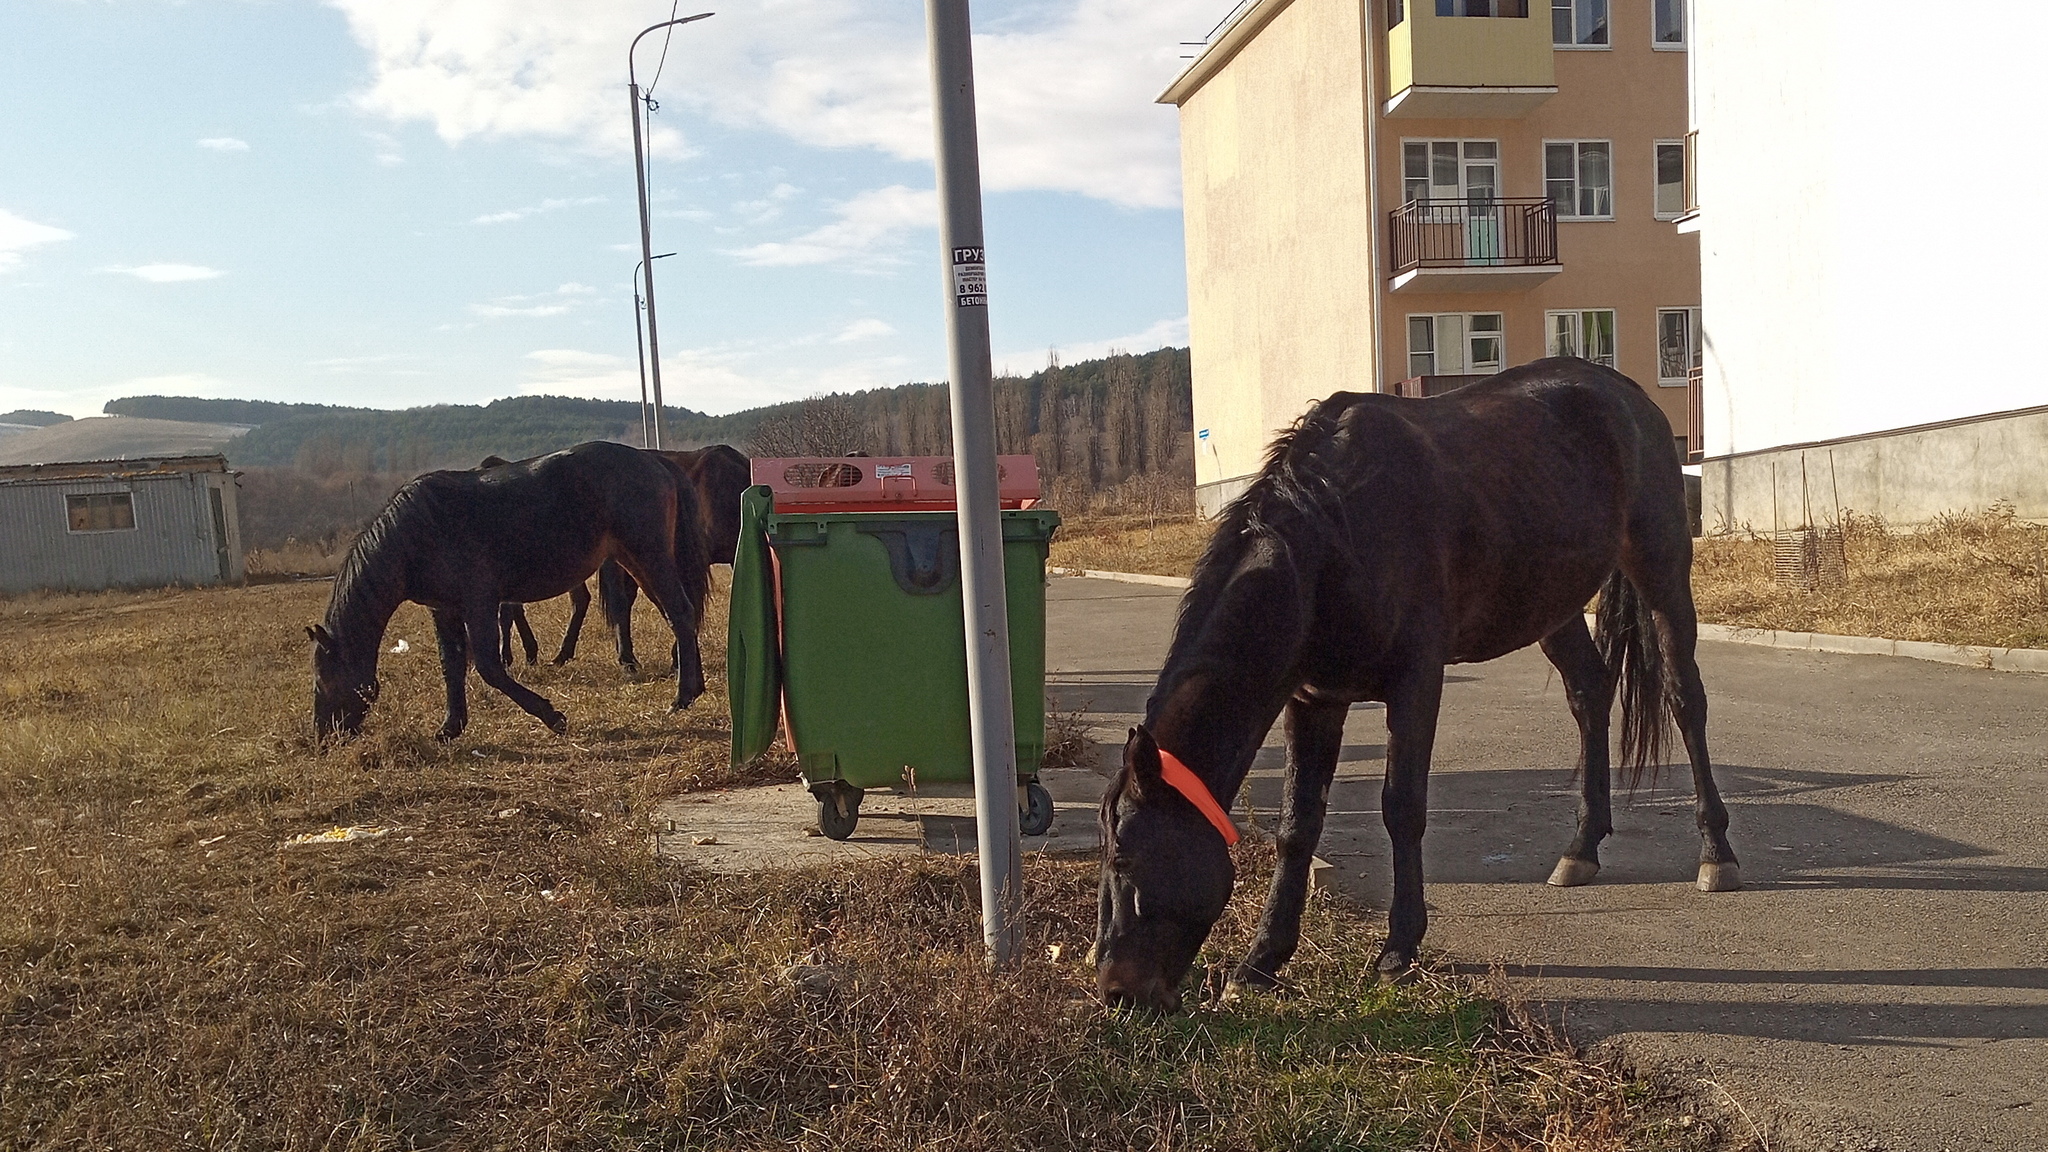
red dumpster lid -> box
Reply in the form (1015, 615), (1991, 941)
(750, 455), (1040, 511)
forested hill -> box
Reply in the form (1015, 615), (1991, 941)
(99, 346), (1193, 492)
(107, 395), (719, 472)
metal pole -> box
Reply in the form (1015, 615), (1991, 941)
(633, 260), (650, 447)
(633, 253), (675, 449)
(628, 14), (712, 450)
(925, 0), (1020, 967)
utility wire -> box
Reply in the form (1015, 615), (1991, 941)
(646, 0), (681, 105)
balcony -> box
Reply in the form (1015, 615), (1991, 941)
(1385, 2), (1557, 119)
(1388, 198), (1563, 292)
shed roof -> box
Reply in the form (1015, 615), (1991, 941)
(0, 454), (230, 486)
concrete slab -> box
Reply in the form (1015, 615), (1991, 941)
(654, 768), (1111, 873)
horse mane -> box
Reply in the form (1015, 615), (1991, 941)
(326, 476), (445, 647)
(1149, 401), (1355, 722)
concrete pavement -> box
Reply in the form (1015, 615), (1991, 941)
(1046, 575), (2048, 1152)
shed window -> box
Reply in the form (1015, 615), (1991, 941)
(66, 492), (135, 533)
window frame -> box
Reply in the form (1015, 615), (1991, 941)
(1407, 311), (1507, 377)
(1550, 0), (1610, 48)
(1436, 0), (1529, 15)
(1544, 139), (1615, 221)
(1545, 309), (1618, 368)
(1655, 306), (1702, 387)
(64, 490), (137, 534)
(1653, 139), (1686, 220)
(1400, 137), (1503, 208)
(1652, 0), (1686, 50)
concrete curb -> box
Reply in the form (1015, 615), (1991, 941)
(1049, 567), (1192, 589)
(1695, 623), (2048, 675)
(1052, 569), (2048, 676)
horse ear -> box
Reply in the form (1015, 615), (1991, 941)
(1124, 725), (1164, 795)
(306, 624), (334, 651)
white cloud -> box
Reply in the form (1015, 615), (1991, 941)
(728, 185), (934, 267)
(832, 318), (896, 343)
(467, 281), (595, 320)
(328, 1), (1207, 209)
(197, 137), (250, 152)
(1006, 314), (1188, 368)
(0, 208), (74, 271)
(113, 264), (225, 283)
(470, 195), (605, 225)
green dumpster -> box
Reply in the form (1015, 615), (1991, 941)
(727, 484), (1062, 840)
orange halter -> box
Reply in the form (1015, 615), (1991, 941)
(1157, 749), (1240, 846)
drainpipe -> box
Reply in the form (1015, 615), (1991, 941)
(1362, 2), (1386, 392)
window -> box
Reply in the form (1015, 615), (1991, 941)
(1409, 313), (1505, 377)
(1545, 140), (1612, 219)
(1657, 307), (1701, 385)
(1403, 139), (1498, 205)
(1653, 0), (1684, 46)
(1654, 140), (1685, 218)
(1436, 0), (1528, 15)
(1546, 309), (1616, 367)
(66, 492), (136, 533)
(1551, 0), (1608, 45)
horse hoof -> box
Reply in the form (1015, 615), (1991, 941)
(544, 713), (569, 735)
(1372, 948), (1416, 984)
(1547, 857), (1601, 887)
(1696, 862), (1741, 892)
(433, 726), (464, 743)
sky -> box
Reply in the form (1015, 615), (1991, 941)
(0, 0), (1221, 419)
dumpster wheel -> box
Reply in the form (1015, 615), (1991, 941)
(1019, 781), (1055, 837)
(814, 782), (863, 841)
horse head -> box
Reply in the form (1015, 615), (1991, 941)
(1095, 724), (1237, 1013)
(307, 624), (379, 740)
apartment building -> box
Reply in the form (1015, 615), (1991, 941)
(1683, 2), (2048, 529)
(1163, 0), (1699, 514)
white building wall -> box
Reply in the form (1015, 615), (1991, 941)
(1695, 0), (2048, 458)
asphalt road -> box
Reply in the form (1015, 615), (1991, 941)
(1047, 576), (2048, 1152)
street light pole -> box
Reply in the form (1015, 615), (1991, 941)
(634, 252), (676, 448)
(628, 12), (712, 450)
(925, 0), (1020, 967)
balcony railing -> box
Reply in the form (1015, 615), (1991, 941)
(1685, 359), (1705, 462)
(1394, 374), (1491, 399)
(1683, 130), (1699, 213)
(1389, 198), (1558, 275)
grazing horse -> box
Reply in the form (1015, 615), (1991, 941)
(580, 444), (751, 671)
(1094, 358), (1737, 1013)
(308, 441), (709, 741)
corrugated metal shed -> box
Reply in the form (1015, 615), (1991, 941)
(0, 455), (246, 594)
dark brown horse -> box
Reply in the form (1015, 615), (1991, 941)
(1094, 359), (1737, 1013)
(497, 444), (749, 671)
(309, 441), (709, 741)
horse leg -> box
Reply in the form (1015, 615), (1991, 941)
(552, 582), (591, 665)
(463, 601), (567, 734)
(598, 561), (642, 672)
(1233, 694), (1346, 990)
(1540, 615), (1620, 887)
(1623, 535), (1740, 892)
(610, 554), (703, 712)
(433, 608), (470, 741)
(1374, 663), (1445, 980)
(496, 604), (516, 666)
(513, 606), (539, 665)
(1647, 591), (1739, 891)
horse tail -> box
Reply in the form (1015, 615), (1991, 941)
(1594, 568), (1668, 790)
(597, 561), (636, 637)
(670, 471), (712, 634)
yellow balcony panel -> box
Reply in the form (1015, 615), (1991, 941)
(1386, 6), (1556, 119)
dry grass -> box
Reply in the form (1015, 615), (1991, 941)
(1047, 513), (1214, 580)
(1052, 506), (2048, 652)
(245, 539), (350, 580)
(1693, 506), (2048, 650)
(0, 577), (1663, 1150)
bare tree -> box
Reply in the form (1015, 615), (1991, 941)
(746, 394), (871, 457)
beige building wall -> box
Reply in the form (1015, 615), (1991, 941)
(1169, 0), (1702, 511)
(1372, 1), (1698, 439)
(1174, 0), (1375, 498)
